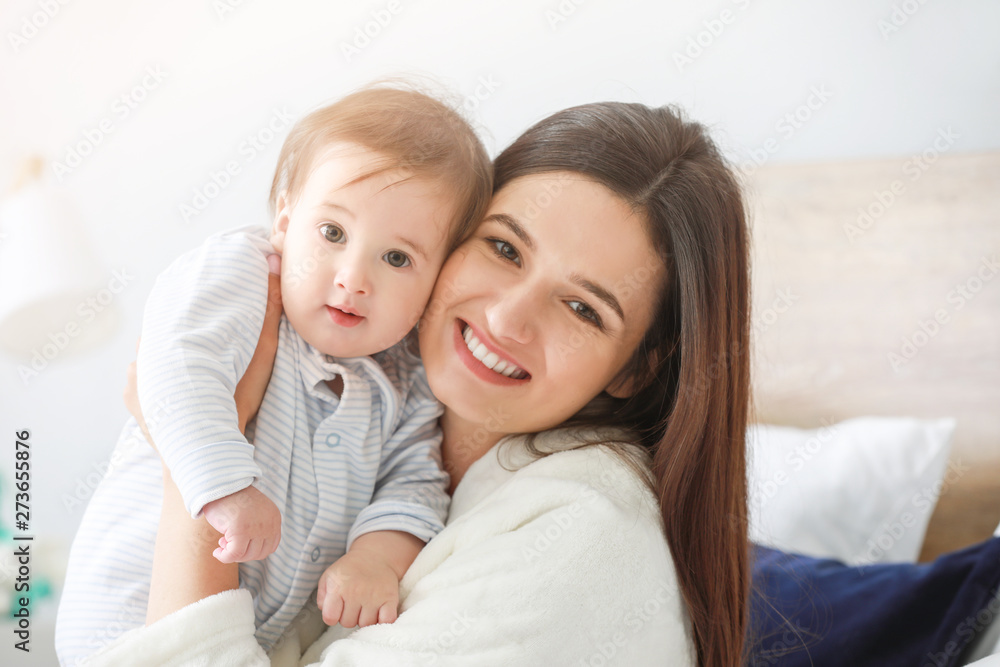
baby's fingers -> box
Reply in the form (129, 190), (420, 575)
(321, 592), (345, 627)
(339, 599), (361, 628)
(377, 602), (398, 625)
(213, 534), (248, 564)
(358, 603), (381, 628)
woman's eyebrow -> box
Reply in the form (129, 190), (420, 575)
(484, 213), (535, 251)
(571, 274), (625, 322)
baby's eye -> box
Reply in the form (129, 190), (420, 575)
(320, 224), (345, 243)
(383, 250), (411, 268)
(568, 300), (603, 328)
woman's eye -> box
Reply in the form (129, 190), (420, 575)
(383, 250), (411, 268)
(320, 224), (345, 243)
(568, 300), (603, 328)
(489, 238), (521, 266)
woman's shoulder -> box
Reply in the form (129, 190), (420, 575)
(502, 428), (658, 513)
(415, 430), (694, 664)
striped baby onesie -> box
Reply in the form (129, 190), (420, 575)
(55, 226), (449, 665)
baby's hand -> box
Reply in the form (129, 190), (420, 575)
(317, 551), (400, 628)
(202, 486), (281, 563)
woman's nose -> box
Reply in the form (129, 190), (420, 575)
(484, 283), (537, 346)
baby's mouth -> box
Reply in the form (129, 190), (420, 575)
(327, 305), (364, 328)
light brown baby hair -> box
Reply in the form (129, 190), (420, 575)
(269, 82), (492, 251)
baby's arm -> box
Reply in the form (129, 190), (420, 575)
(316, 530), (424, 627)
(137, 229), (283, 561)
(138, 262), (283, 624)
(318, 355), (449, 627)
(136, 229), (271, 519)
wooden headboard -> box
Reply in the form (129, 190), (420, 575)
(746, 151), (1000, 561)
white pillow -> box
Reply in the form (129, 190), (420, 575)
(747, 416), (956, 565)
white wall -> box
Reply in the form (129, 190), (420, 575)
(0, 0), (997, 653)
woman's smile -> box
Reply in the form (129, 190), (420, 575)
(454, 319), (530, 385)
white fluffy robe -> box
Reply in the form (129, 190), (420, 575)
(86, 431), (695, 666)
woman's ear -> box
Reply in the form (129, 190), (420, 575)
(270, 191), (291, 253)
(604, 372), (639, 399)
(604, 348), (660, 398)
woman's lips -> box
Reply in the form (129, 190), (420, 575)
(327, 305), (364, 328)
(453, 320), (529, 386)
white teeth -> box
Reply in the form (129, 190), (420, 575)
(461, 324), (526, 379)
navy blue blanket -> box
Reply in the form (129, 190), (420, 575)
(748, 537), (1000, 666)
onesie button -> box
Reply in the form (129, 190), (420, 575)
(325, 433), (340, 447)
(311, 547), (321, 562)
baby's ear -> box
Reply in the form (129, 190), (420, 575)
(270, 191), (291, 252)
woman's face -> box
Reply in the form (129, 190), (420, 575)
(418, 172), (665, 436)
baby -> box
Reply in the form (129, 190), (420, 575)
(55, 85), (492, 664)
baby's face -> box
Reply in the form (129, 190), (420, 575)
(271, 142), (457, 358)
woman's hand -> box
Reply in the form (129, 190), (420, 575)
(123, 254), (283, 440)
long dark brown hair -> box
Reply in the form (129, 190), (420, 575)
(494, 102), (752, 667)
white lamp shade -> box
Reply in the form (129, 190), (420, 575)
(0, 180), (115, 359)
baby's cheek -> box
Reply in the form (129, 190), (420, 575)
(399, 285), (432, 331)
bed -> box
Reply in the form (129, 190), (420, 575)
(744, 150), (1000, 665)
(746, 150), (1000, 561)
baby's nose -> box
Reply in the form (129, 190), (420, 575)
(335, 261), (371, 295)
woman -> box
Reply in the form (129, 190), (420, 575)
(95, 101), (752, 666)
